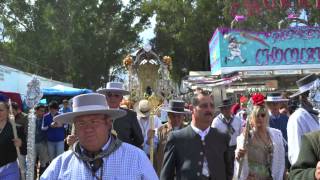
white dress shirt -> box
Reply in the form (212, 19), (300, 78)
(212, 113), (242, 146)
(191, 123), (210, 177)
(287, 108), (320, 165)
(137, 115), (162, 155)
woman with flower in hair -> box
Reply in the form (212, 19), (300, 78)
(234, 93), (285, 180)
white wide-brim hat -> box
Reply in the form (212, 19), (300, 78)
(54, 93), (127, 124)
(265, 92), (289, 102)
(96, 82), (129, 95)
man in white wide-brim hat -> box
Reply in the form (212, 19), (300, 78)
(41, 93), (158, 180)
(287, 74), (320, 166)
(96, 82), (144, 148)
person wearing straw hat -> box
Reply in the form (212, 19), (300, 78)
(212, 98), (242, 176)
(40, 93), (158, 180)
(135, 99), (162, 156)
(160, 91), (233, 180)
(155, 100), (190, 175)
(287, 74), (320, 166)
(96, 82), (144, 148)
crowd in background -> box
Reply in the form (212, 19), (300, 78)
(1, 74), (320, 180)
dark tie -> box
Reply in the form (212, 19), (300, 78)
(85, 151), (103, 173)
(89, 158), (103, 173)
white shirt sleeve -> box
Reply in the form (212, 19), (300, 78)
(41, 117), (49, 131)
(270, 128), (285, 180)
(142, 116), (161, 155)
(287, 114), (302, 165)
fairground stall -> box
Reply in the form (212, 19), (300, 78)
(209, 26), (320, 99)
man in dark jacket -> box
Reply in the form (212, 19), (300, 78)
(160, 91), (233, 180)
(289, 130), (320, 180)
(97, 82), (143, 148)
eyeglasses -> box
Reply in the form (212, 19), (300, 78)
(257, 113), (266, 118)
(75, 119), (106, 128)
(106, 93), (121, 98)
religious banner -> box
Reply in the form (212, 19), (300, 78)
(209, 26), (320, 75)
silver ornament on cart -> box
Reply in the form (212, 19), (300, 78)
(308, 79), (320, 111)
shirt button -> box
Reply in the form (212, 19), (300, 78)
(197, 172), (201, 176)
(198, 161), (202, 165)
(202, 141), (206, 146)
(200, 152), (204, 155)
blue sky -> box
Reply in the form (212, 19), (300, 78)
(122, 0), (156, 44)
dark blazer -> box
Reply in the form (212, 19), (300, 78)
(113, 108), (144, 148)
(160, 125), (233, 180)
(289, 130), (320, 180)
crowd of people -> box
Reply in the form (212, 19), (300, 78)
(1, 74), (320, 180)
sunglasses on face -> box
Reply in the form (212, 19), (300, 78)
(257, 113), (266, 118)
(106, 93), (121, 98)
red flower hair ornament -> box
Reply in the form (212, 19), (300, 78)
(240, 96), (248, 103)
(251, 93), (265, 106)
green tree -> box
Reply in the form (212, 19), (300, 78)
(143, 0), (320, 84)
(143, 0), (227, 83)
(0, 0), (147, 89)
(223, 0), (320, 30)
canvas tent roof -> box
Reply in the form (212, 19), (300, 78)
(42, 85), (92, 96)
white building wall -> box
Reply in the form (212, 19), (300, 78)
(0, 65), (72, 98)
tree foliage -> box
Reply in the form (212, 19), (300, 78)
(142, 0), (227, 83)
(0, 0), (147, 89)
(142, 0), (320, 83)
(222, 0), (320, 31)
(2, 0), (319, 89)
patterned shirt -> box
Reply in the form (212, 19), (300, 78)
(40, 142), (158, 180)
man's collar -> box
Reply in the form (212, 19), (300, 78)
(190, 123), (210, 140)
(219, 113), (233, 121)
(80, 135), (112, 154)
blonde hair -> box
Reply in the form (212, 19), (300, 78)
(250, 105), (269, 126)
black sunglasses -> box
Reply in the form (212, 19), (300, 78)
(257, 113), (266, 118)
